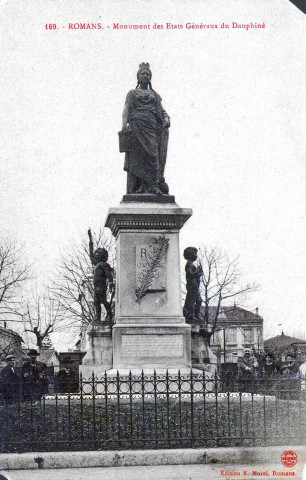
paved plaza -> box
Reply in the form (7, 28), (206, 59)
(4, 462), (305, 480)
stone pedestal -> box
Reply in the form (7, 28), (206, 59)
(105, 195), (192, 370)
(79, 322), (113, 377)
(191, 326), (218, 374)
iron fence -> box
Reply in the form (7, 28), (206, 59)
(1, 371), (305, 453)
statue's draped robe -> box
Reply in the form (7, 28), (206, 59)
(124, 88), (169, 192)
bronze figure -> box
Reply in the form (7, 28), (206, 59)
(120, 62), (170, 195)
(183, 247), (203, 323)
(88, 230), (114, 323)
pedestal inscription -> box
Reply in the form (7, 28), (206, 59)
(122, 334), (184, 358)
(136, 243), (166, 292)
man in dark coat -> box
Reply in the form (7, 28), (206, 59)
(237, 347), (260, 392)
(0, 354), (20, 404)
(21, 349), (47, 401)
(284, 354), (299, 375)
(279, 355), (300, 400)
(261, 353), (278, 376)
(238, 348), (257, 377)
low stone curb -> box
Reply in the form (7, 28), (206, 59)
(1, 446), (305, 470)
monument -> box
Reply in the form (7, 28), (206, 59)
(81, 62), (210, 375)
(108, 62), (192, 371)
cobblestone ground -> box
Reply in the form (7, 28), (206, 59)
(5, 463), (305, 480)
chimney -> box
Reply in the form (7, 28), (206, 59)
(255, 308), (259, 315)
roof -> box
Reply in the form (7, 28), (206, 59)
(202, 306), (263, 326)
(264, 334), (306, 351)
(0, 326), (24, 342)
(39, 349), (58, 364)
(57, 351), (87, 359)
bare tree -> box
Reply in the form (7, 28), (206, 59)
(197, 246), (258, 343)
(21, 291), (67, 352)
(52, 228), (115, 335)
(0, 236), (31, 321)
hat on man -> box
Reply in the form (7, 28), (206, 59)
(5, 353), (15, 361)
(28, 349), (39, 357)
(265, 352), (274, 359)
(281, 363), (290, 371)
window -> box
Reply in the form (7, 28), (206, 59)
(225, 328), (237, 343)
(211, 332), (221, 345)
(226, 353), (233, 362)
(244, 328), (253, 343)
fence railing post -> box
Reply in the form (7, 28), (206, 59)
(92, 371), (96, 449)
(190, 368), (194, 447)
(79, 373), (84, 448)
(153, 370), (158, 448)
(214, 371), (219, 447)
(129, 370), (133, 446)
(226, 373), (231, 447)
(178, 369), (183, 447)
(116, 370), (121, 447)
(166, 369), (170, 444)
(141, 370), (145, 446)
(103, 370), (109, 443)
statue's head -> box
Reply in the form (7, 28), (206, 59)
(93, 247), (108, 264)
(137, 62), (152, 83)
(183, 247), (198, 262)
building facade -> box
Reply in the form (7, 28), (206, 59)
(0, 326), (24, 367)
(208, 306), (264, 363)
(264, 333), (306, 362)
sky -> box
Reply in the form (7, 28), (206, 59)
(1, 0), (305, 349)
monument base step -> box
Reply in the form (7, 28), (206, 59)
(80, 367), (213, 380)
(107, 368), (200, 376)
(79, 364), (112, 378)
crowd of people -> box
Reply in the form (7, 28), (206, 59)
(237, 347), (305, 378)
(0, 349), (81, 404)
(1, 346), (305, 404)
(234, 348), (306, 398)
(0, 349), (48, 404)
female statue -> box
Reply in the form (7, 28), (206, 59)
(121, 62), (170, 195)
